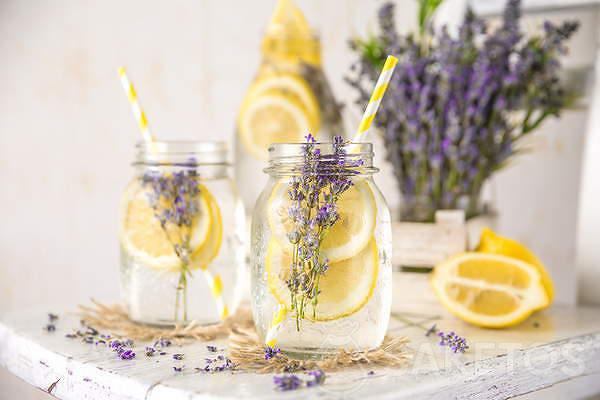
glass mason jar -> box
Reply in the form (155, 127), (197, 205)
(119, 141), (246, 326)
(250, 140), (392, 357)
(234, 0), (343, 212)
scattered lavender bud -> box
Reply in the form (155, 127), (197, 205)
(65, 333), (77, 339)
(368, 370), (375, 375)
(273, 374), (302, 391)
(173, 366), (184, 372)
(44, 324), (56, 332)
(306, 369), (326, 387)
(264, 346), (281, 360)
(159, 352), (167, 356)
(172, 353), (184, 360)
(145, 347), (156, 357)
(83, 336), (94, 344)
(203, 356), (235, 373)
(48, 313), (59, 322)
(85, 327), (98, 336)
(155, 338), (171, 348)
(119, 349), (136, 360)
(206, 345), (218, 352)
(438, 331), (469, 353)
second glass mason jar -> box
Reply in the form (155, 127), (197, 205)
(119, 141), (246, 326)
(250, 139), (392, 357)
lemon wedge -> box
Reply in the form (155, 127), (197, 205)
(476, 228), (554, 304)
(267, 180), (376, 262)
(266, 238), (379, 321)
(431, 253), (549, 328)
(120, 181), (222, 271)
(238, 93), (312, 160)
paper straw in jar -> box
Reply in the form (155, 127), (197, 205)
(265, 304), (288, 347)
(352, 55), (398, 143)
(117, 66), (229, 321)
(203, 269), (229, 319)
(117, 67), (156, 145)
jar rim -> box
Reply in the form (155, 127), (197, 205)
(134, 140), (229, 166)
(265, 141), (378, 176)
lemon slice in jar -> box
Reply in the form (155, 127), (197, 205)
(120, 180), (222, 271)
(431, 253), (549, 328)
(267, 180), (376, 262)
(265, 238), (379, 321)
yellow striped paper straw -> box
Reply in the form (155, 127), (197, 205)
(117, 66), (229, 321)
(265, 304), (288, 347)
(203, 269), (229, 320)
(118, 67), (156, 144)
(353, 55), (398, 142)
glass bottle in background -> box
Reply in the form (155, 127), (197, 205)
(119, 141), (246, 325)
(235, 0), (343, 212)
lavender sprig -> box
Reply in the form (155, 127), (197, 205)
(141, 169), (202, 321)
(285, 134), (361, 329)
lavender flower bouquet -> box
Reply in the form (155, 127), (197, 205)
(346, 0), (578, 222)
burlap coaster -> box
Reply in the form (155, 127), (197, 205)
(78, 300), (254, 342)
(79, 300), (411, 372)
(228, 327), (411, 373)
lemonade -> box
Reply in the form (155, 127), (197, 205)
(250, 139), (392, 356)
(235, 0), (343, 211)
(120, 141), (246, 325)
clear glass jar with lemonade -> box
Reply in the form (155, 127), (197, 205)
(119, 141), (246, 325)
(250, 138), (392, 357)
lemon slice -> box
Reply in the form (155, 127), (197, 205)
(191, 189), (223, 269)
(244, 74), (320, 126)
(120, 181), (222, 271)
(431, 253), (549, 328)
(238, 93), (312, 160)
(476, 228), (554, 305)
(266, 238), (379, 321)
(267, 180), (376, 262)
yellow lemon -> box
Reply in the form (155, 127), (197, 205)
(476, 228), (554, 305)
(431, 253), (549, 328)
(267, 180), (376, 262)
(265, 238), (379, 321)
(238, 93), (313, 160)
(120, 181), (222, 271)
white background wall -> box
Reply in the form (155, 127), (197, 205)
(0, 0), (593, 398)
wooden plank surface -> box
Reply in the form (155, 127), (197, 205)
(2, 298), (600, 400)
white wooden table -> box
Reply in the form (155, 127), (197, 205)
(1, 300), (600, 400)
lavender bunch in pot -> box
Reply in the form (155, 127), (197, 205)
(346, 0), (578, 222)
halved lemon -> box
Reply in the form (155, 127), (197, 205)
(267, 180), (376, 262)
(238, 93), (312, 160)
(265, 238), (379, 321)
(120, 181), (222, 271)
(431, 253), (549, 328)
(476, 228), (554, 305)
